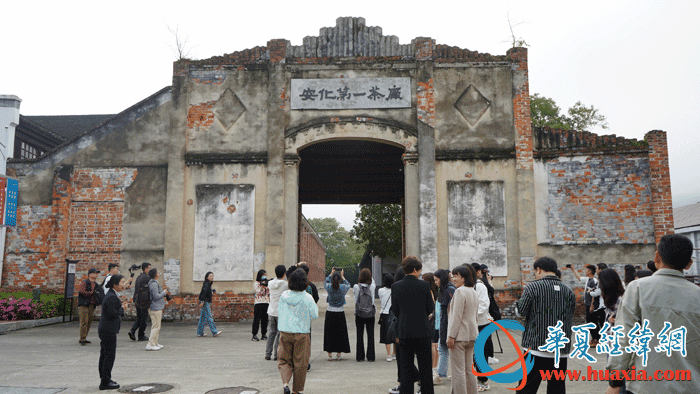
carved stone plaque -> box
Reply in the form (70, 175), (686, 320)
(291, 78), (411, 110)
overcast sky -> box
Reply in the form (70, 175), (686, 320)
(3, 0), (698, 229)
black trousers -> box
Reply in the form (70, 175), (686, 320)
(98, 332), (117, 384)
(398, 337), (434, 394)
(475, 324), (494, 383)
(586, 306), (606, 341)
(355, 315), (375, 361)
(252, 303), (268, 336)
(130, 307), (148, 339)
(516, 354), (567, 394)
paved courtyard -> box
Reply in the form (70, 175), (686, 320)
(0, 293), (610, 394)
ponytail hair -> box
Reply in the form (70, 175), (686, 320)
(106, 274), (124, 289)
(331, 272), (341, 290)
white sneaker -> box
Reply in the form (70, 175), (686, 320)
(145, 345), (160, 351)
(386, 356), (392, 362)
(388, 384), (400, 394)
(156, 344), (164, 349)
(487, 357), (499, 365)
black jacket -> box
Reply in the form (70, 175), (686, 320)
(391, 275), (434, 339)
(98, 289), (124, 335)
(438, 282), (456, 345)
(199, 281), (213, 303)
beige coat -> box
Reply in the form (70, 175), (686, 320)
(447, 285), (479, 342)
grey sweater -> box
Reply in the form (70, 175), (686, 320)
(148, 279), (167, 311)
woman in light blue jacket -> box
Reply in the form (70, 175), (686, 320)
(146, 268), (168, 351)
(277, 269), (318, 394)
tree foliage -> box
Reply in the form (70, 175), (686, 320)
(350, 204), (402, 259)
(306, 217), (365, 271)
(530, 94), (608, 132)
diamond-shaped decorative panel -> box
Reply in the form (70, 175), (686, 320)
(454, 85), (490, 126)
(213, 89), (246, 130)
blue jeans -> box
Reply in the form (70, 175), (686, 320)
(437, 342), (449, 377)
(197, 302), (218, 335)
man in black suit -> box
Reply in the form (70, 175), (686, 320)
(391, 256), (434, 394)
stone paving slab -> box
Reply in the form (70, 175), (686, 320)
(0, 314), (610, 394)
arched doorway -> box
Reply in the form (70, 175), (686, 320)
(282, 120), (419, 267)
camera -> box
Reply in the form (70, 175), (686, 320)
(566, 264), (572, 268)
(128, 264), (140, 277)
(260, 279), (269, 287)
(165, 293), (173, 301)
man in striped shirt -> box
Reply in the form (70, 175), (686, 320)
(515, 257), (576, 394)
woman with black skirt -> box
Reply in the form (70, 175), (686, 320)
(323, 268), (351, 360)
(98, 274), (125, 390)
(378, 273), (395, 362)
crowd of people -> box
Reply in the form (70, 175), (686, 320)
(78, 233), (698, 393)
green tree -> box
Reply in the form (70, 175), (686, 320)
(306, 218), (365, 271)
(350, 204), (402, 259)
(567, 101), (609, 131)
(530, 94), (609, 132)
(530, 93), (571, 129)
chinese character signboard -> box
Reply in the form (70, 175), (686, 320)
(0, 175), (18, 227)
(291, 78), (411, 110)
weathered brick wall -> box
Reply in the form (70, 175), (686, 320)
(647, 130), (674, 243)
(299, 217), (326, 283)
(2, 166), (257, 322)
(547, 155), (654, 244)
(508, 47), (534, 171)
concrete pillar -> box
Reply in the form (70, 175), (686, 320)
(162, 63), (188, 291)
(414, 38), (438, 272)
(0, 95), (21, 283)
(283, 155), (300, 266)
(403, 152), (420, 258)
(264, 40), (290, 270)
(508, 47), (537, 282)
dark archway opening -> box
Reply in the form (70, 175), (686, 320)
(298, 140), (406, 277)
(298, 140), (404, 204)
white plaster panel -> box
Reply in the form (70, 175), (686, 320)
(193, 184), (255, 281)
(447, 181), (507, 276)
(534, 160), (549, 244)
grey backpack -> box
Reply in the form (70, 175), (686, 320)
(355, 285), (376, 318)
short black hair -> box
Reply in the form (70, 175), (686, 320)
(141, 262), (151, 271)
(108, 263), (119, 272)
(597, 263), (608, 271)
(452, 265), (476, 287)
(658, 233), (694, 271)
(382, 273), (394, 289)
(106, 274), (124, 289)
(287, 269), (308, 291)
(533, 257), (558, 274)
(555, 269), (562, 279)
(275, 264), (286, 279)
(286, 265), (298, 278)
(471, 263), (482, 274)
(299, 264), (310, 275)
(646, 260), (657, 272)
(148, 268), (158, 279)
(635, 269), (653, 279)
(585, 264), (597, 275)
(402, 255), (422, 274)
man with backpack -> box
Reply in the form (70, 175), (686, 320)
(128, 262), (151, 341)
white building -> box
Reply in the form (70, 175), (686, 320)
(675, 201), (700, 277)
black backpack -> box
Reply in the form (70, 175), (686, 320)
(355, 285), (376, 318)
(136, 276), (151, 309)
